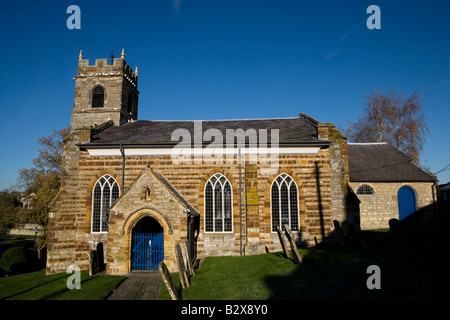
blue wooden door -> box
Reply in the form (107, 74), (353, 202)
(131, 232), (164, 271)
(398, 186), (416, 221)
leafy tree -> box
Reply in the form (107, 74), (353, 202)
(0, 191), (21, 237)
(17, 127), (69, 251)
(345, 88), (428, 164)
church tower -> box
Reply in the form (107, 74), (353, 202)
(70, 49), (139, 130)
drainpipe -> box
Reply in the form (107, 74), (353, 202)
(239, 142), (242, 256)
(432, 179), (438, 221)
(120, 144), (125, 194)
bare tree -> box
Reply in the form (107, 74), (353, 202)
(345, 88), (429, 164)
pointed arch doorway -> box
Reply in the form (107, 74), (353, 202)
(131, 216), (164, 271)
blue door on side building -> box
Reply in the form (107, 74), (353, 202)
(398, 186), (416, 221)
(131, 232), (164, 271)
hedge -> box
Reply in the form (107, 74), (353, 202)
(0, 246), (29, 274)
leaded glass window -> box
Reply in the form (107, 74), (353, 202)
(204, 173), (233, 232)
(92, 174), (120, 233)
(356, 185), (374, 195)
(271, 173), (299, 232)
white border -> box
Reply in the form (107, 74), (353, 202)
(84, 146), (322, 157)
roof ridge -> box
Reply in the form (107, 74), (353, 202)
(348, 142), (388, 145)
(134, 117), (301, 122)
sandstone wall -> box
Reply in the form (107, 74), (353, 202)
(349, 182), (435, 230)
(47, 146), (344, 274)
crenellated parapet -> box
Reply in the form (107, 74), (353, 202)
(76, 49), (138, 88)
(71, 49), (140, 130)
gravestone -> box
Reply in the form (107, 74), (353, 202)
(96, 243), (105, 272)
(284, 225), (303, 264)
(89, 250), (98, 276)
(88, 251), (93, 276)
(348, 223), (369, 249)
(333, 220), (347, 247)
(388, 218), (411, 254)
(276, 225), (290, 258)
(184, 241), (196, 276)
(175, 243), (190, 288)
(159, 261), (181, 300)
(244, 242), (267, 255)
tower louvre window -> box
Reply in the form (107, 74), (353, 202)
(127, 93), (133, 114)
(92, 86), (104, 108)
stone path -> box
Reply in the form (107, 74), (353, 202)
(107, 272), (162, 300)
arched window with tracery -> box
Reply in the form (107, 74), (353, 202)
(91, 174), (120, 233)
(92, 86), (105, 108)
(271, 173), (299, 232)
(204, 173), (233, 233)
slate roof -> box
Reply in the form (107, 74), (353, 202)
(348, 143), (435, 182)
(439, 182), (450, 192)
(85, 117), (326, 146)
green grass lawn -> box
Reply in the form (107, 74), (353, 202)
(159, 249), (386, 300)
(0, 269), (125, 300)
(159, 223), (449, 300)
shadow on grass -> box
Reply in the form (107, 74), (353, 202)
(40, 276), (98, 300)
(1, 269), (126, 300)
(264, 222), (450, 300)
(155, 220), (449, 300)
(0, 270), (67, 300)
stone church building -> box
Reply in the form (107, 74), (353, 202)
(46, 51), (436, 275)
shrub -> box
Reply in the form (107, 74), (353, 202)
(0, 246), (28, 274)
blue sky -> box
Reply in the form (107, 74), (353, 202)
(0, 0), (449, 190)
